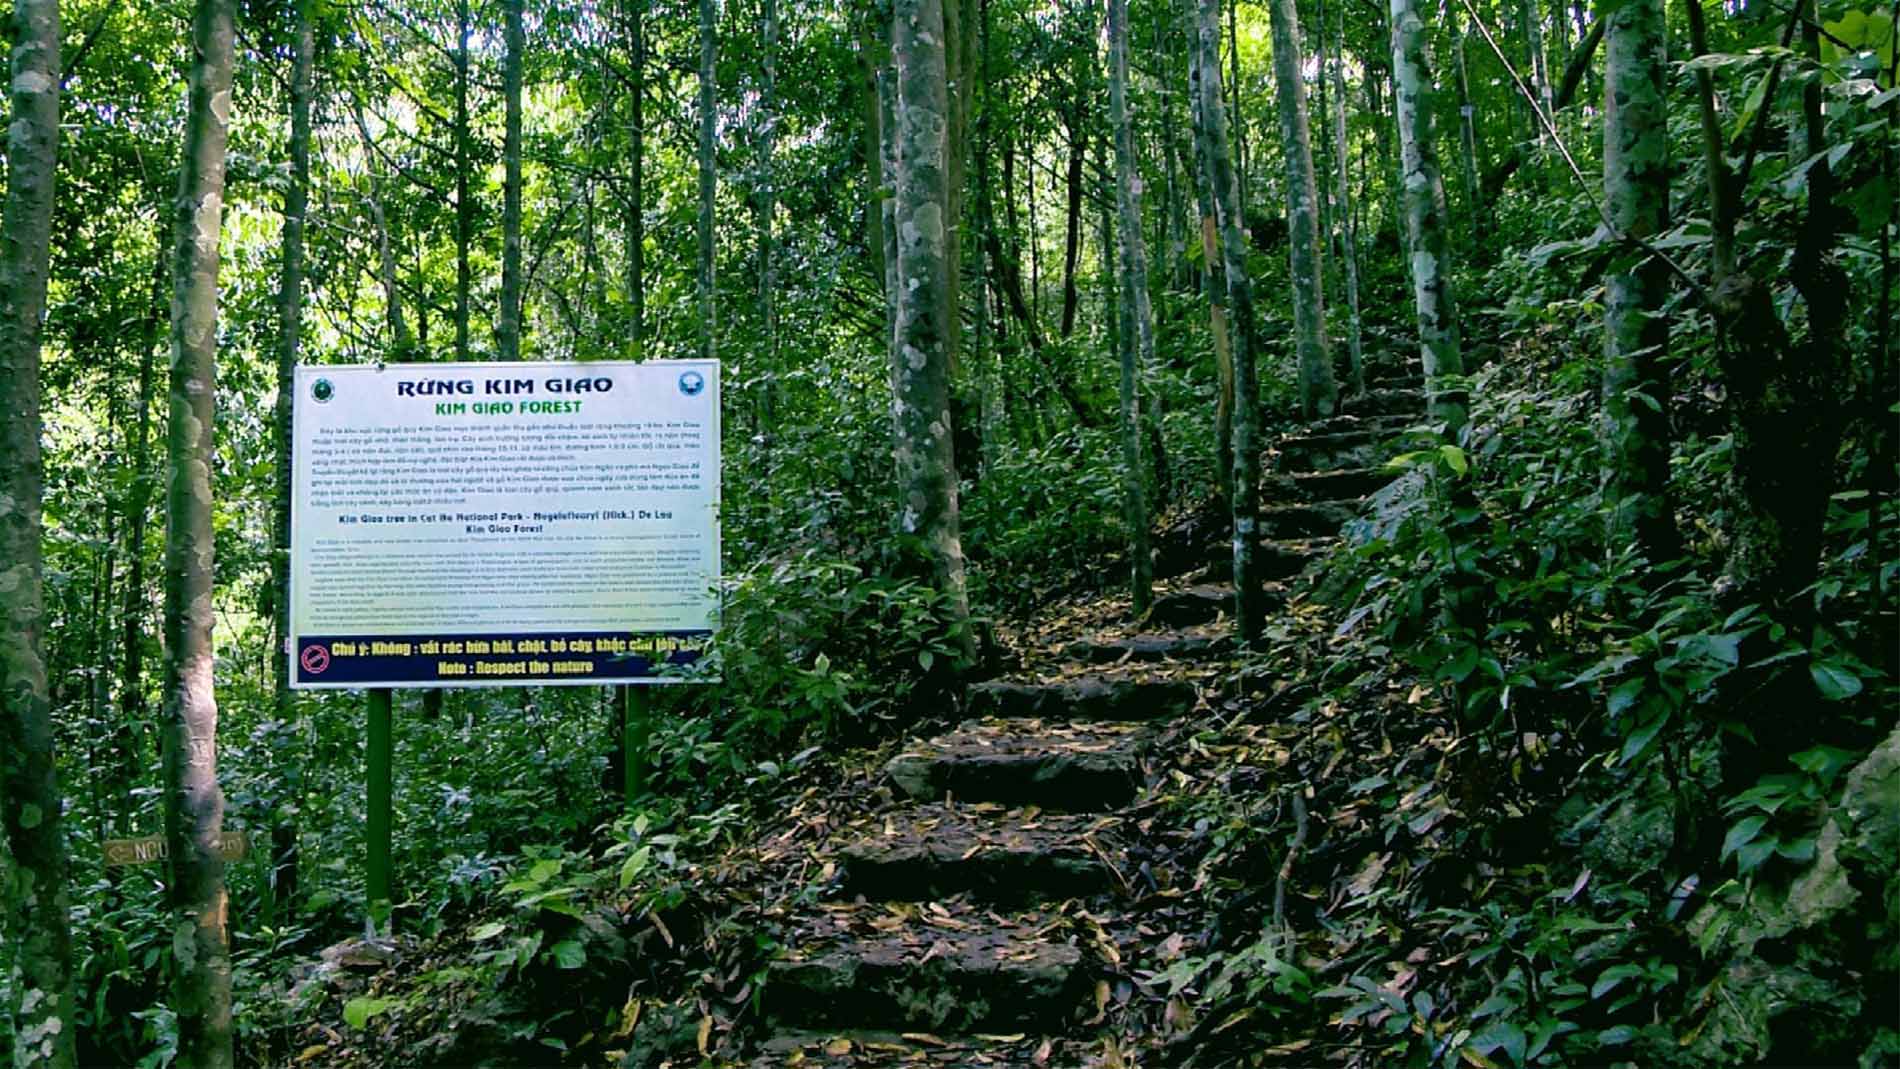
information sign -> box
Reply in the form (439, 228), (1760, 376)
(289, 360), (720, 689)
(104, 832), (249, 867)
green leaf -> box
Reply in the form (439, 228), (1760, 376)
(471, 921), (507, 941)
(917, 648), (934, 671)
(1774, 835), (1817, 862)
(549, 940), (586, 969)
(1736, 837), (1776, 875)
(1722, 814), (1769, 860)
(618, 844), (652, 889)
(18, 804), (41, 830)
(1438, 445), (1469, 475)
(1620, 710), (1667, 764)
(1809, 660), (1863, 700)
(1591, 964), (1644, 1000)
(1596, 1024), (1639, 1046)
(343, 997), (394, 1030)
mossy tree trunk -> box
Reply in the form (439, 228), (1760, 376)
(1108, 0), (1153, 615)
(1390, 0), (1466, 435)
(1600, 0), (1679, 563)
(890, 0), (975, 661)
(0, 0), (72, 1064)
(1265, 0), (1338, 417)
(162, 0), (237, 1062)
(1191, 0), (1263, 644)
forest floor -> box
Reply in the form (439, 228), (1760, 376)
(275, 376), (1514, 1068)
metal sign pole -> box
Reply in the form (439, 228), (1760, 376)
(367, 688), (393, 934)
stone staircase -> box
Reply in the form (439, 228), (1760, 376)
(743, 372), (1423, 1066)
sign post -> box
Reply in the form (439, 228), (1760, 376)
(288, 360), (721, 927)
(366, 689), (393, 933)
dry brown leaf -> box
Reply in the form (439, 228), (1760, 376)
(695, 1015), (711, 1056)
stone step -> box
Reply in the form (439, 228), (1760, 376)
(1147, 584), (1233, 627)
(967, 676), (1195, 721)
(887, 719), (1146, 810)
(764, 904), (1093, 1033)
(1061, 628), (1231, 664)
(837, 804), (1118, 904)
(1258, 500), (1359, 540)
(1342, 386), (1425, 417)
(751, 1032), (1086, 1068)
(1274, 466), (1396, 504)
(1306, 411), (1419, 437)
(1275, 430), (1395, 474)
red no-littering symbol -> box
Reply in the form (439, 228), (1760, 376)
(300, 644), (331, 675)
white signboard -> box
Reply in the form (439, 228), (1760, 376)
(289, 360), (719, 689)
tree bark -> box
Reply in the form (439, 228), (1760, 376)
(890, 0), (975, 660)
(1451, 11), (1490, 242)
(499, 0), (524, 360)
(455, 0), (473, 361)
(625, 0), (646, 356)
(0, 0), (72, 1064)
(1186, 0), (1235, 509)
(116, 244), (165, 836)
(1327, 0), (1366, 394)
(353, 104), (413, 356)
(268, 0), (313, 928)
(162, 0), (236, 1062)
(1600, 0), (1679, 562)
(1265, 0), (1338, 417)
(1109, 0), (1154, 614)
(1192, 0), (1263, 643)
(1391, 0), (1466, 434)
(698, 0), (717, 364)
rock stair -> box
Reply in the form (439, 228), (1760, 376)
(746, 367), (1428, 1065)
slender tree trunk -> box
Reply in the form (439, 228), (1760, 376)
(698, 0), (717, 364)
(1192, 0), (1263, 643)
(116, 246), (164, 836)
(0, 1), (72, 1064)
(1186, 0), (1236, 509)
(757, 0), (778, 498)
(162, 0), (236, 1062)
(499, 0), (524, 360)
(1600, 0), (1679, 562)
(1226, 0), (1247, 204)
(1390, 0), (1466, 434)
(1327, 0), (1366, 393)
(860, 8), (890, 297)
(1451, 12), (1489, 242)
(1521, 0), (1553, 153)
(354, 108), (413, 356)
(1265, 0), (1338, 417)
(891, 0), (975, 660)
(625, 0), (647, 356)
(455, 0), (473, 361)
(1060, 109), (1085, 339)
(1109, 0), (1153, 614)
(268, 0), (313, 928)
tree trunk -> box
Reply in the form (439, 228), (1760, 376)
(1186, 0), (1235, 509)
(1060, 110), (1085, 339)
(1265, 0), (1338, 417)
(1109, 0), (1153, 614)
(757, 0), (778, 501)
(1451, 12), (1489, 242)
(162, 0), (236, 1063)
(1192, 0), (1263, 643)
(1390, 0), (1466, 434)
(698, 0), (717, 364)
(267, 0), (313, 928)
(0, 0), (72, 1064)
(116, 245), (165, 836)
(890, 0), (975, 661)
(455, 0), (473, 361)
(499, 0), (524, 360)
(1522, 0), (1553, 153)
(625, 0), (646, 356)
(1600, 0), (1679, 562)
(1327, 0), (1366, 394)
(353, 105), (413, 357)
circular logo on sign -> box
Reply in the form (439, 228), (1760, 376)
(678, 370), (705, 397)
(300, 644), (331, 675)
(311, 378), (335, 403)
